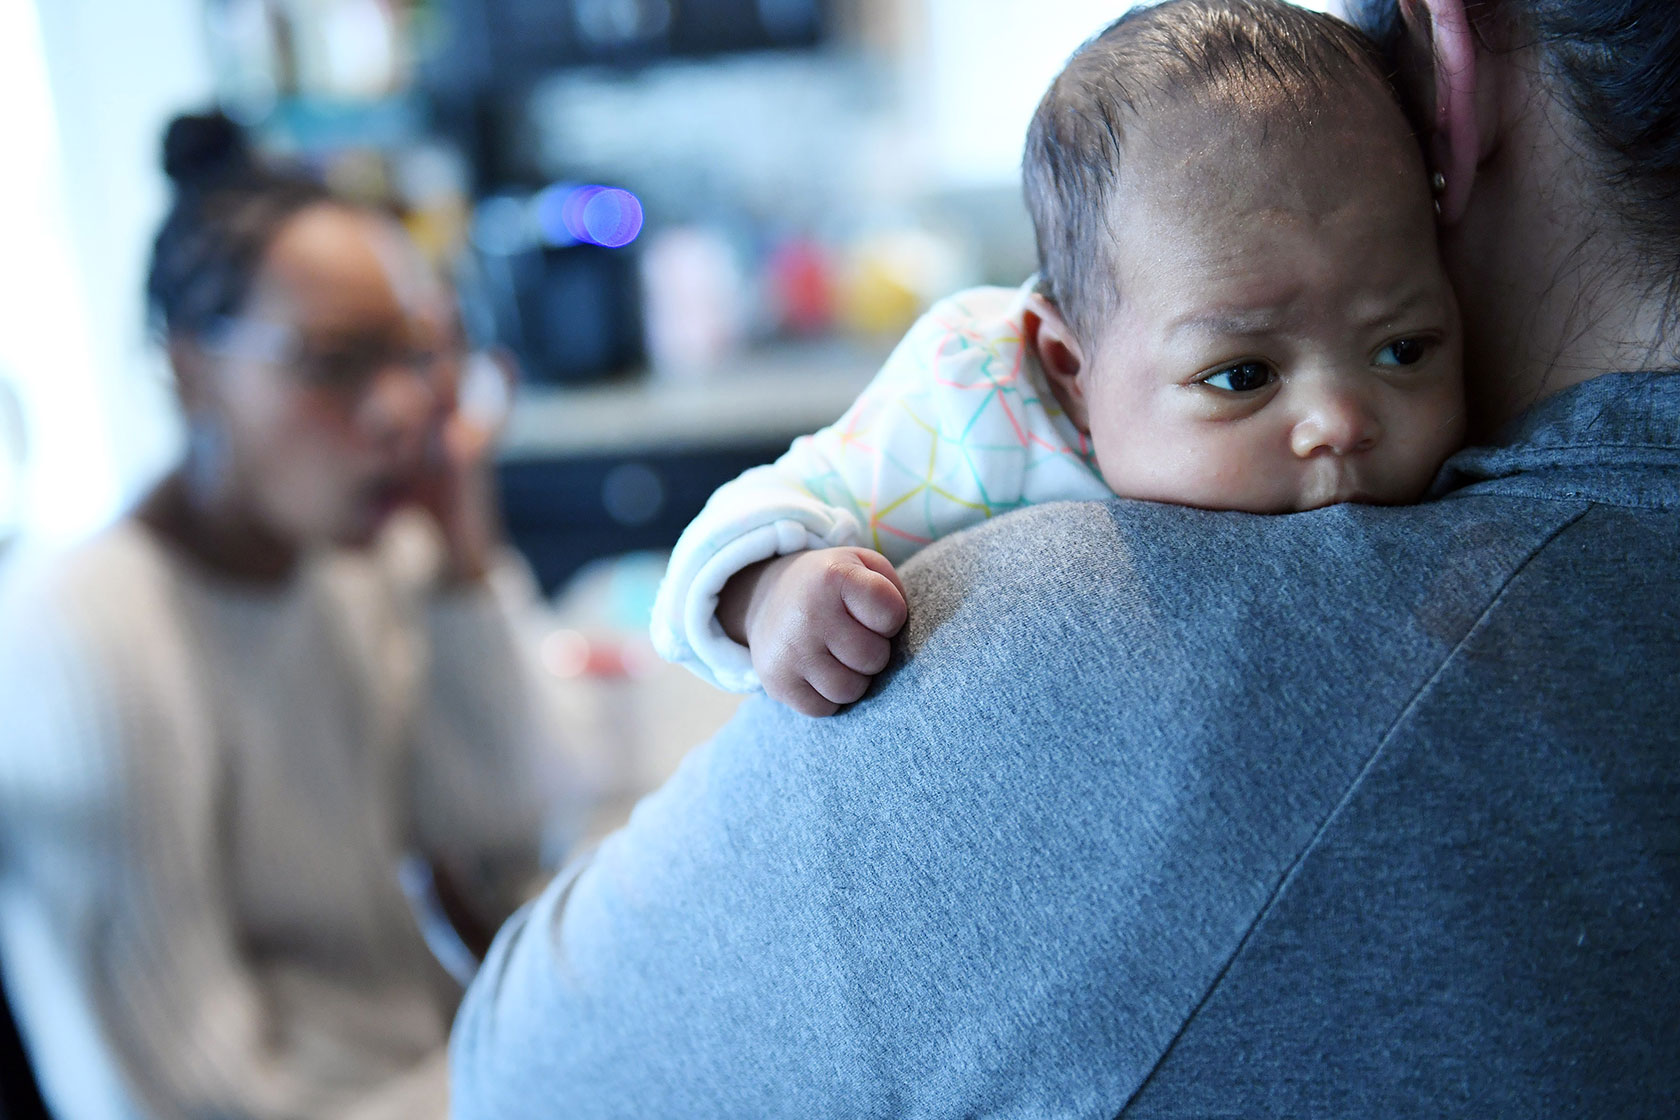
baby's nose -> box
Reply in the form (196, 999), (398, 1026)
(1290, 381), (1381, 458)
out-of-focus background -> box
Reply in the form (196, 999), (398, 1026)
(0, 0), (1338, 803)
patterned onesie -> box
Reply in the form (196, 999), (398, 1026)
(651, 279), (1115, 691)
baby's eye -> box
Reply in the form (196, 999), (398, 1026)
(1201, 361), (1277, 393)
(1375, 337), (1428, 367)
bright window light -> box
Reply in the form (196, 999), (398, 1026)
(918, 0), (1347, 189)
(0, 0), (120, 542)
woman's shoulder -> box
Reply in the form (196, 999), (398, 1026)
(896, 493), (1594, 712)
(0, 522), (200, 720)
(0, 521), (180, 641)
(0, 523), (196, 809)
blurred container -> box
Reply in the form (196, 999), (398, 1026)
(395, 141), (473, 261)
(282, 0), (409, 99)
(764, 235), (837, 337)
(470, 186), (646, 385)
(206, 0), (286, 117)
(837, 223), (975, 339)
(209, 0), (413, 105)
(640, 225), (747, 382)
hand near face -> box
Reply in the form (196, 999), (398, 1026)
(718, 547), (910, 717)
(413, 347), (517, 585)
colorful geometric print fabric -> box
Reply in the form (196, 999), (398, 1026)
(651, 280), (1114, 691)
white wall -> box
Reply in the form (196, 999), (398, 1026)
(913, 0), (1341, 190)
(0, 0), (213, 542)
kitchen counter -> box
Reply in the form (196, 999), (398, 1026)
(500, 339), (887, 460)
(494, 338), (890, 593)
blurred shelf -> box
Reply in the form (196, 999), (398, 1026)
(499, 338), (888, 459)
(495, 337), (890, 593)
(264, 94), (426, 150)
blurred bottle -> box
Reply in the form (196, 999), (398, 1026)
(764, 235), (837, 337)
(640, 226), (747, 382)
(837, 223), (975, 340)
(210, 0), (410, 106)
(283, 0), (408, 100)
(395, 142), (472, 263)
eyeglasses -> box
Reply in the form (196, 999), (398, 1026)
(204, 317), (463, 396)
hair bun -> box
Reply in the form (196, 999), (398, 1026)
(162, 110), (252, 187)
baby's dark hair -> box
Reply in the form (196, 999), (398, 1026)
(146, 110), (333, 341)
(1024, 0), (1403, 342)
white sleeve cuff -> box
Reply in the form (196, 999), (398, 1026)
(654, 514), (860, 693)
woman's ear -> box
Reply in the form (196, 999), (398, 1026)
(1406, 0), (1481, 225)
(1022, 292), (1091, 433)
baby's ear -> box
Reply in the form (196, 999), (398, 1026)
(1022, 292), (1091, 432)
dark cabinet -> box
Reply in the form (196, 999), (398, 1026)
(498, 439), (792, 593)
(428, 0), (828, 89)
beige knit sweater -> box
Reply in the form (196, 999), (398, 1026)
(0, 515), (567, 1119)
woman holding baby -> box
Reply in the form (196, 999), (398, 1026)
(452, 0), (1680, 1115)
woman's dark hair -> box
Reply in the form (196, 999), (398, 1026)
(1350, 0), (1680, 298)
(146, 111), (333, 341)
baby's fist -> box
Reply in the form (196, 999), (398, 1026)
(735, 547), (908, 717)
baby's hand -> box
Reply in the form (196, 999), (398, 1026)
(719, 547), (909, 717)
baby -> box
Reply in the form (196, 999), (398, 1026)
(653, 0), (1465, 715)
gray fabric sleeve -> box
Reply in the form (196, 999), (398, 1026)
(450, 496), (1568, 1118)
(449, 476), (1631, 1120)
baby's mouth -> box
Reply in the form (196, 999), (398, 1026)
(1297, 479), (1378, 510)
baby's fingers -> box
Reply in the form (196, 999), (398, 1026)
(766, 675), (842, 718)
(839, 556), (909, 637)
(827, 615), (895, 677)
(803, 651), (875, 708)
(762, 650), (869, 716)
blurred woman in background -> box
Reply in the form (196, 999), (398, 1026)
(0, 111), (566, 1119)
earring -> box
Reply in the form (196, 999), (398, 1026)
(1431, 171), (1447, 194)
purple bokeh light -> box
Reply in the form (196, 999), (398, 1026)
(533, 183), (643, 249)
(559, 185), (604, 241)
(532, 184), (577, 247)
(580, 188), (644, 248)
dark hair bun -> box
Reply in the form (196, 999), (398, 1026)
(162, 110), (252, 187)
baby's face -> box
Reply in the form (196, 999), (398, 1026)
(1059, 93), (1464, 513)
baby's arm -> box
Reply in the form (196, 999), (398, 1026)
(651, 294), (983, 698)
(716, 547), (908, 717)
(653, 282), (1099, 705)
(649, 436), (884, 696)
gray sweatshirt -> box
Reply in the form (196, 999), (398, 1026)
(452, 371), (1680, 1118)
